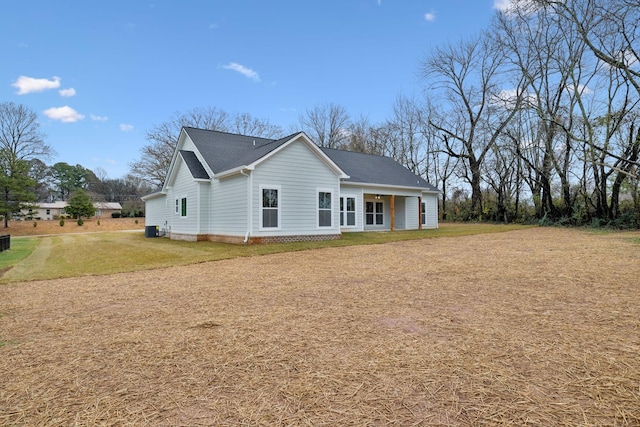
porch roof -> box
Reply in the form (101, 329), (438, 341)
(321, 148), (438, 191)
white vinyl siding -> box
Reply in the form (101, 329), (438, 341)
(401, 196), (419, 230)
(144, 195), (168, 229)
(166, 159), (199, 235)
(210, 175), (248, 236)
(422, 193), (439, 229)
(251, 139), (340, 236)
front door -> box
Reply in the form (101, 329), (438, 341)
(365, 200), (384, 227)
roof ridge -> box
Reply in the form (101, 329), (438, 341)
(183, 126), (278, 143)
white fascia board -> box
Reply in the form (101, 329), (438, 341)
(213, 165), (254, 180)
(141, 191), (167, 201)
(340, 181), (437, 193)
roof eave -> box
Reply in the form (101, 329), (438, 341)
(214, 165), (254, 179)
(141, 191), (167, 201)
(340, 181), (439, 193)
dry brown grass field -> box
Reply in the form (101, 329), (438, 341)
(1, 227), (639, 425)
(2, 217), (144, 236)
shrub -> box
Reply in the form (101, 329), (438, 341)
(111, 212), (122, 218)
(59, 218), (65, 227)
(611, 212), (638, 229)
(135, 219), (139, 224)
(77, 218), (84, 226)
(97, 219), (101, 226)
(33, 221), (37, 228)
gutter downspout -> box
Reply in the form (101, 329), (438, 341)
(240, 168), (252, 243)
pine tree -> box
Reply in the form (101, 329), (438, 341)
(66, 189), (96, 220)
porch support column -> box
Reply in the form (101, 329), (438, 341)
(418, 196), (422, 230)
(390, 195), (395, 231)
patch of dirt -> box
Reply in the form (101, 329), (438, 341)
(1, 227), (639, 425)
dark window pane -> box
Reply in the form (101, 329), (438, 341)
(319, 209), (331, 227)
(347, 198), (355, 211)
(347, 212), (355, 226)
(181, 198), (187, 216)
(366, 213), (374, 225)
(263, 209), (278, 228)
(366, 201), (373, 213)
(263, 189), (278, 208)
(319, 192), (331, 209)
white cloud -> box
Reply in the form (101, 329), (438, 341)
(493, 0), (513, 11)
(222, 62), (261, 82)
(424, 12), (436, 22)
(209, 23), (218, 30)
(90, 114), (108, 122)
(494, 0), (537, 14)
(59, 88), (76, 97)
(567, 83), (593, 95)
(490, 88), (538, 109)
(119, 123), (134, 132)
(43, 106), (85, 123)
(12, 75), (61, 94)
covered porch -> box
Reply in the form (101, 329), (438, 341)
(362, 193), (426, 231)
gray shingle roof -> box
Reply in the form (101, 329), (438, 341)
(182, 127), (437, 191)
(321, 147), (438, 191)
(183, 127), (300, 173)
(179, 150), (210, 179)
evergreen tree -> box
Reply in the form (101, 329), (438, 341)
(66, 189), (95, 219)
(0, 151), (37, 227)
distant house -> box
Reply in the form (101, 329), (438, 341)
(31, 202), (68, 220)
(142, 127), (439, 243)
(93, 202), (124, 218)
(27, 201), (123, 220)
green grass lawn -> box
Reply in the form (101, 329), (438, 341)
(0, 223), (531, 283)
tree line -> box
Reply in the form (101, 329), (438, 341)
(2, 0), (638, 228)
(0, 101), (152, 224)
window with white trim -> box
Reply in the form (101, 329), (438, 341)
(261, 186), (280, 229)
(180, 196), (187, 218)
(421, 201), (426, 225)
(340, 196), (356, 227)
(175, 198), (179, 215)
(318, 190), (332, 227)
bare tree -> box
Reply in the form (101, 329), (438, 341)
(299, 103), (351, 148)
(421, 34), (525, 219)
(535, 0), (640, 96)
(383, 95), (428, 174)
(130, 107), (284, 188)
(0, 102), (54, 161)
(0, 102), (54, 226)
(232, 113), (284, 139)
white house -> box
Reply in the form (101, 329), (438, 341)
(142, 127), (439, 243)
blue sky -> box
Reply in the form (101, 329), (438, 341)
(2, 1), (509, 179)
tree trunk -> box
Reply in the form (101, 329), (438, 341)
(469, 158), (483, 219)
(441, 178), (447, 220)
